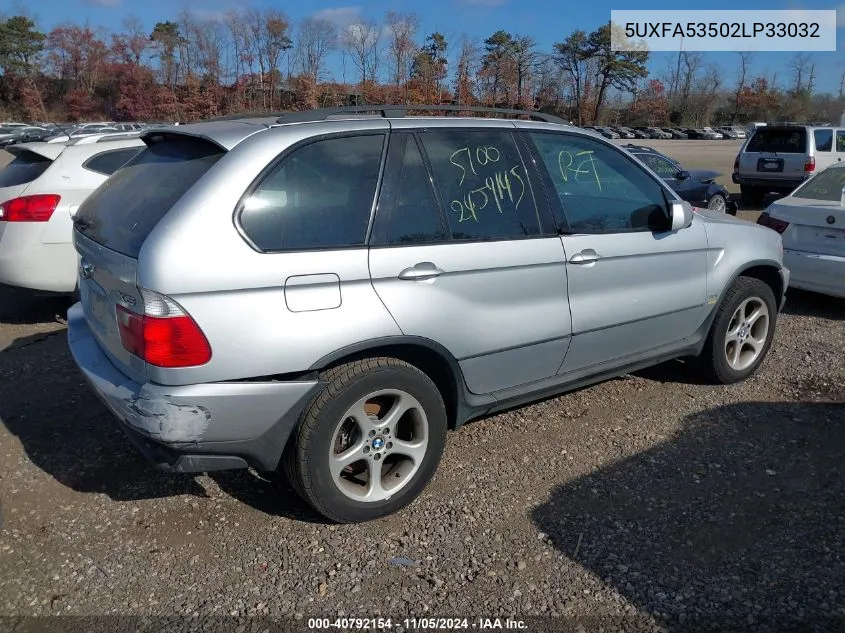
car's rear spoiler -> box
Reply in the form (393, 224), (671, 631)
(5, 142), (65, 161)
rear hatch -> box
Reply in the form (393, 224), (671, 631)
(0, 144), (63, 238)
(739, 127), (808, 182)
(72, 133), (225, 381)
(771, 168), (845, 257)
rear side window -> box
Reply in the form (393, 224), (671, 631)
(747, 128), (807, 153)
(418, 129), (541, 241)
(0, 151), (52, 187)
(83, 148), (143, 176)
(75, 137), (224, 258)
(239, 134), (385, 252)
(814, 129), (833, 153)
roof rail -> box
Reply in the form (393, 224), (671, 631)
(204, 112), (294, 123)
(274, 105), (569, 125)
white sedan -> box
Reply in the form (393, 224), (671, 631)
(757, 163), (845, 298)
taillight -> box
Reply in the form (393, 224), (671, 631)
(0, 194), (61, 222)
(757, 211), (790, 234)
(116, 289), (211, 368)
(804, 156), (815, 173)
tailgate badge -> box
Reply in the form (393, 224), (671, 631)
(80, 259), (94, 279)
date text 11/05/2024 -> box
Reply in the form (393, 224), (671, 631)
(307, 617), (529, 630)
(624, 22), (821, 39)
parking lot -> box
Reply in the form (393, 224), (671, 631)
(1, 139), (844, 629)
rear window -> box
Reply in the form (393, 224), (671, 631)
(75, 137), (224, 258)
(746, 128), (807, 153)
(0, 151), (52, 187)
(792, 167), (845, 202)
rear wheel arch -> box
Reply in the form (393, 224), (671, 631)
(309, 337), (468, 430)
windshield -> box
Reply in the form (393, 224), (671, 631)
(746, 128), (807, 153)
(0, 151), (53, 187)
(75, 136), (224, 258)
(792, 167), (845, 202)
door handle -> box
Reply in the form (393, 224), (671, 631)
(569, 249), (600, 265)
(398, 262), (444, 281)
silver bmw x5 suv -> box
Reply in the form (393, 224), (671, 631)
(67, 106), (789, 523)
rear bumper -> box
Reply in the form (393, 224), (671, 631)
(783, 249), (845, 298)
(67, 302), (322, 472)
(0, 224), (77, 293)
(733, 175), (806, 190)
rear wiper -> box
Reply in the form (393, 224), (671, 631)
(73, 216), (92, 231)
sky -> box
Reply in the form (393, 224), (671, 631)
(6, 0), (845, 94)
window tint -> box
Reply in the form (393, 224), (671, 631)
(418, 130), (540, 241)
(837, 131), (845, 152)
(371, 133), (446, 245)
(529, 132), (670, 234)
(793, 167), (845, 202)
(0, 151), (52, 187)
(239, 134), (384, 252)
(75, 137), (224, 258)
(83, 148), (143, 176)
(636, 153), (678, 178)
(814, 129), (833, 152)
(747, 128), (807, 153)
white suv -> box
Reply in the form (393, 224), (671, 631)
(0, 136), (144, 293)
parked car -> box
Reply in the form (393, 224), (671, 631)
(719, 125), (747, 139)
(733, 124), (845, 206)
(756, 163), (845, 298)
(0, 126), (52, 147)
(645, 127), (672, 140)
(611, 126), (635, 139)
(0, 136), (144, 293)
(702, 127), (724, 140)
(663, 128), (689, 140)
(717, 127), (741, 140)
(686, 128), (720, 140)
(593, 126), (620, 139)
(623, 144), (737, 214)
(67, 106), (787, 523)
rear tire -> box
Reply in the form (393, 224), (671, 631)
(707, 193), (728, 213)
(283, 357), (447, 523)
(697, 277), (777, 384)
(740, 185), (766, 207)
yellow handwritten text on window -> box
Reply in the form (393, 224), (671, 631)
(557, 150), (602, 191)
(450, 166), (526, 223)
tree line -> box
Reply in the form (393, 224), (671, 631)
(0, 10), (842, 125)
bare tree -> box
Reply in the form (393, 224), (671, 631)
(296, 17), (336, 82)
(790, 53), (813, 94)
(453, 35), (479, 105)
(511, 34), (536, 106)
(731, 51), (752, 122)
(385, 11), (418, 87)
(344, 19), (381, 85)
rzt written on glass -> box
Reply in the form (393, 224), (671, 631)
(448, 145), (526, 223)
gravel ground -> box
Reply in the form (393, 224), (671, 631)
(0, 282), (843, 633)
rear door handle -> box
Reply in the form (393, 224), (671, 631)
(398, 262), (444, 281)
(569, 249), (600, 265)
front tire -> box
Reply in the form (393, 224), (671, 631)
(697, 277), (777, 384)
(707, 193), (728, 213)
(283, 358), (447, 523)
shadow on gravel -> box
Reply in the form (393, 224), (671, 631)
(533, 400), (845, 630)
(0, 284), (73, 325)
(0, 331), (322, 520)
(783, 289), (844, 320)
(0, 334), (209, 501)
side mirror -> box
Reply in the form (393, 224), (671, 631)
(669, 200), (694, 231)
(676, 170), (691, 180)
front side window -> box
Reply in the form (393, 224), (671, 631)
(418, 129), (541, 241)
(837, 131), (845, 152)
(636, 153), (679, 178)
(239, 134), (385, 252)
(529, 132), (670, 234)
